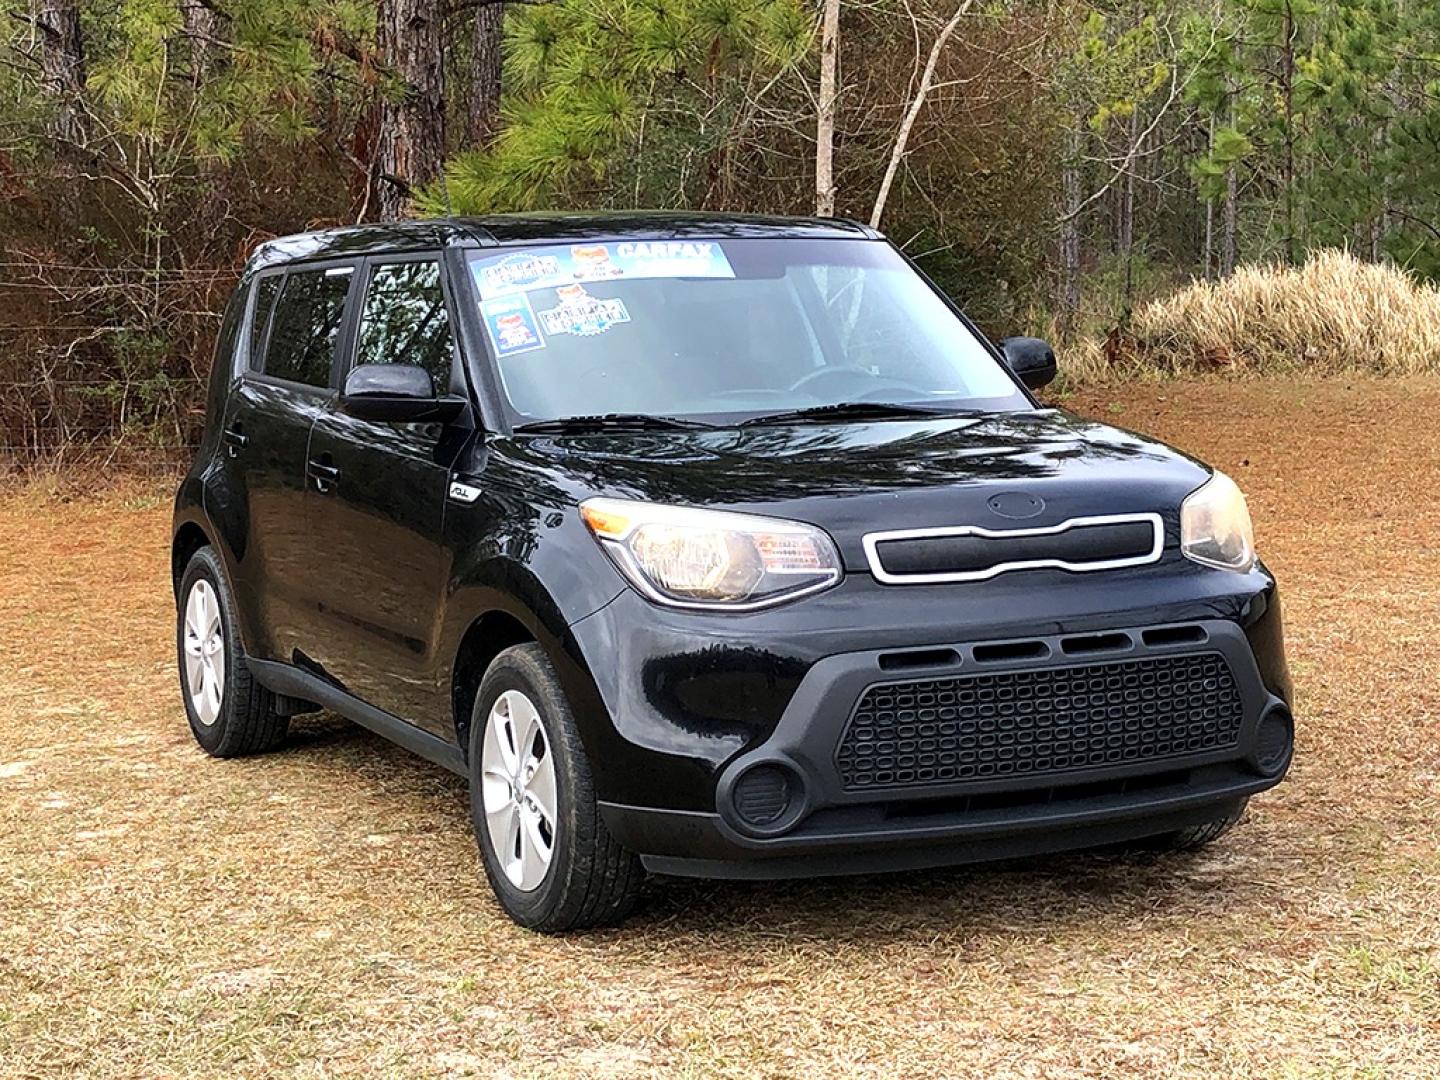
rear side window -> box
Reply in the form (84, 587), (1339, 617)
(353, 260), (453, 394)
(261, 267), (353, 388)
(247, 275), (281, 371)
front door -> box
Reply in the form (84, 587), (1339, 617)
(218, 262), (356, 663)
(303, 254), (471, 732)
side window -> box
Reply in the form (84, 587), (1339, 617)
(261, 267), (353, 388)
(212, 279), (247, 373)
(247, 274), (282, 371)
(353, 260), (454, 394)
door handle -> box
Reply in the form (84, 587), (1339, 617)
(307, 457), (340, 492)
(223, 425), (248, 457)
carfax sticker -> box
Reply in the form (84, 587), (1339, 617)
(480, 293), (546, 358)
(612, 240), (735, 280)
(472, 241), (734, 299)
(537, 285), (630, 337)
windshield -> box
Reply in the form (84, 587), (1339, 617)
(465, 238), (1028, 425)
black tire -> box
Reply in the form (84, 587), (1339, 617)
(176, 546), (288, 757)
(1144, 799), (1248, 852)
(469, 643), (643, 932)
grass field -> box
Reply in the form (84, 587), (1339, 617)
(2, 376), (1438, 1079)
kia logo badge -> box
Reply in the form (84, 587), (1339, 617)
(987, 492), (1045, 520)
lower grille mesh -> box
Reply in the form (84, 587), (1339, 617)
(836, 652), (1243, 791)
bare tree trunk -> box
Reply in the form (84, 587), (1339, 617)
(870, 0), (974, 230)
(1118, 107), (1137, 303)
(815, 0), (840, 217)
(1203, 200), (1215, 281)
(35, 0), (87, 145)
(461, 2), (504, 148)
(1222, 162), (1238, 275)
(1057, 130), (1083, 333)
(1280, 0), (1297, 264)
(1202, 117), (1215, 279)
(181, 0), (222, 86)
(375, 0), (447, 221)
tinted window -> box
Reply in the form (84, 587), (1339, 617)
(213, 279), (246, 372)
(247, 275), (282, 371)
(262, 267), (353, 388)
(353, 261), (453, 394)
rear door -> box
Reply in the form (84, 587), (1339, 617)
(303, 253), (472, 730)
(218, 260), (358, 663)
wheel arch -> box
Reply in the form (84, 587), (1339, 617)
(171, 520), (214, 600)
(451, 608), (537, 759)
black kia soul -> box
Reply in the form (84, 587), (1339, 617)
(173, 214), (1294, 931)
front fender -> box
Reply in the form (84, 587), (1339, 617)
(435, 493), (627, 781)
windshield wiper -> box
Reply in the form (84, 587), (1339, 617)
(512, 412), (718, 434)
(738, 401), (966, 427)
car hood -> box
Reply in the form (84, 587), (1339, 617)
(492, 410), (1212, 571)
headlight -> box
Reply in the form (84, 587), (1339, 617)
(580, 497), (842, 609)
(1181, 471), (1255, 572)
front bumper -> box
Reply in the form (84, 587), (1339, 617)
(603, 768), (1272, 879)
(565, 566), (1293, 879)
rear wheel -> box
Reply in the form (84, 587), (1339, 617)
(176, 547), (288, 757)
(469, 644), (643, 932)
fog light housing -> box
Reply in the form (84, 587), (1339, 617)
(723, 761), (807, 836)
(1254, 707), (1294, 777)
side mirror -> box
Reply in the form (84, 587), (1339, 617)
(340, 364), (465, 423)
(998, 336), (1058, 391)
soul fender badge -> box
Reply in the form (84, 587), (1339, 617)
(449, 480), (481, 504)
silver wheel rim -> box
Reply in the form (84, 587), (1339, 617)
(182, 579), (226, 727)
(480, 690), (558, 892)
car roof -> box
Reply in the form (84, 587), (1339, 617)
(248, 212), (882, 271)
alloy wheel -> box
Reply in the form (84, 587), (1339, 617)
(182, 579), (226, 726)
(480, 689), (558, 891)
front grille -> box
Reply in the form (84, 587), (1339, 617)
(836, 652), (1244, 792)
(864, 513), (1162, 584)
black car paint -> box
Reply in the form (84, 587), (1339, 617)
(174, 213), (1292, 877)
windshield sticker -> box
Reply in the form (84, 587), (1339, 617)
(481, 293), (546, 358)
(571, 244), (623, 281)
(473, 241), (734, 299)
(478, 252), (566, 298)
(537, 285), (630, 337)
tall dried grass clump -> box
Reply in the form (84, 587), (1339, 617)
(1131, 249), (1440, 375)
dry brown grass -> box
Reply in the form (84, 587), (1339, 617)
(1063, 250), (1440, 384)
(3, 376), (1439, 1078)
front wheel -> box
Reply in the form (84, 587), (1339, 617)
(469, 644), (643, 932)
(1144, 799), (1248, 852)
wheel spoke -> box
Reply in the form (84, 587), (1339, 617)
(203, 587), (222, 640)
(525, 757), (557, 829)
(480, 769), (512, 814)
(503, 807), (525, 887)
(197, 669), (218, 725)
(484, 702), (519, 777)
(515, 695), (543, 765)
(483, 801), (514, 867)
(193, 584), (209, 638)
(184, 653), (204, 695)
(520, 811), (550, 887)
